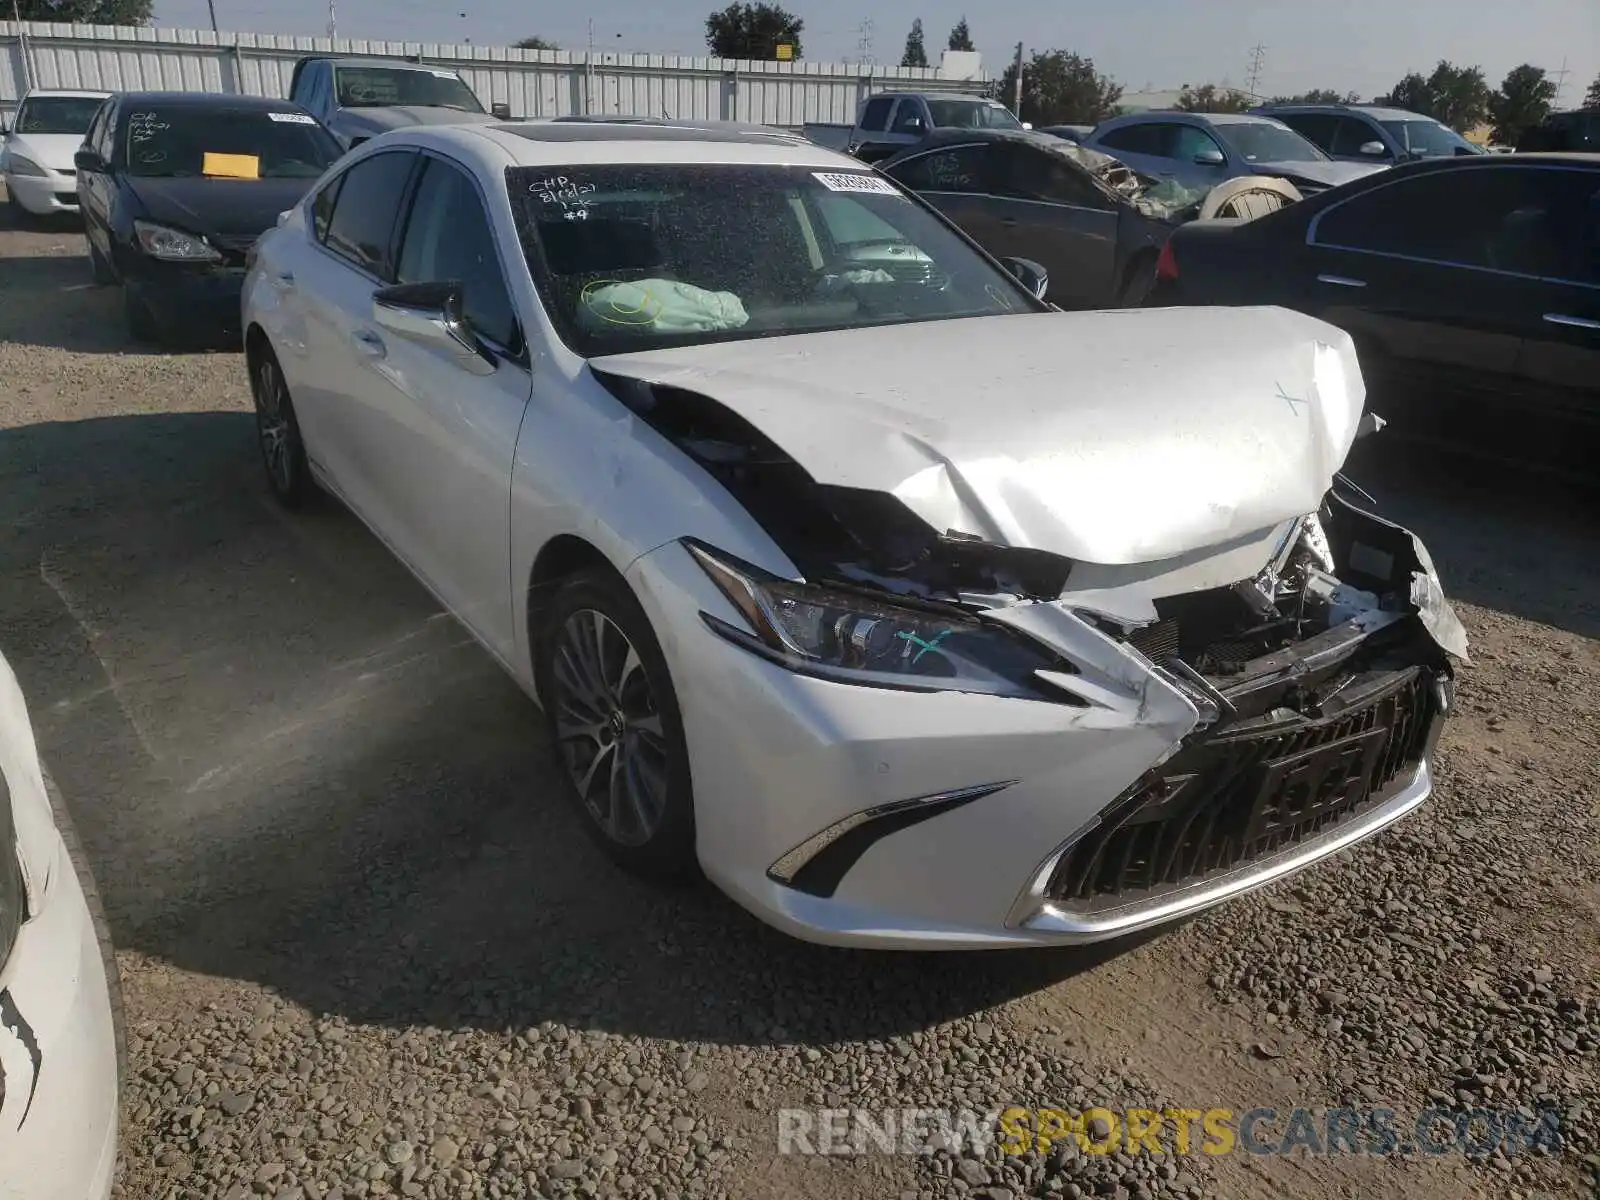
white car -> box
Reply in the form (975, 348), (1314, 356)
(241, 122), (1466, 950)
(0, 90), (110, 216)
(0, 649), (122, 1197)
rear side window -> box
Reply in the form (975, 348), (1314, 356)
(321, 150), (416, 276)
(1095, 123), (1163, 156)
(859, 97), (893, 132)
(1277, 113), (1337, 150)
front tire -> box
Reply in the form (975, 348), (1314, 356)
(249, 345), (314, 508)
(534, 570), (697, 879)
(87, 236), (115, 285)
(123, 285), (161, 342)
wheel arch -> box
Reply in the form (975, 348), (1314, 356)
(524, 534), (634, 667)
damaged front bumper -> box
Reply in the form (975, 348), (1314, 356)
(628, 488), (1461, 951)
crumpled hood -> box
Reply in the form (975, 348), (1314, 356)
(1247, 158), (1388, 188)
(4, 132), (83, 172)
(591, 307), (1368, 566)
(128, 175), (318, 239)
(334, 105), (497, 138)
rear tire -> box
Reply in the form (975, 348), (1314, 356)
(249, 343), (314, 508)
(533, 570), (698, 880)
(43, 768), (126, 1096)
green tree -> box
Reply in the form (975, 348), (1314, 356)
(947, 17), (974, 52)
(1584, 73), (1600, 110)
(1176, 83), (1252, 113)
(515, 36), (559, 51)
(13, 0), (151, 20)
(704, 2), (803, 60)
(900, 18), (928, 68)
(1489, 64), (1557, 145)
(1267, 88), (1361, 105)
(997, 50), (1122, 126)
(1379, 61), (1491, 132)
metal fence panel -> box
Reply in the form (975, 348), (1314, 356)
(1, 21), (987, 125)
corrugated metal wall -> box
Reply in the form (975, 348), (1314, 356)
(1, 21), (988, 126)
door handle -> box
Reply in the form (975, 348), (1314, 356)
(350, 329), (386, 359)
(1316, 274), (1367, 288)
(999, 216), (1019, 228)
(1543, 313), (1600, 331)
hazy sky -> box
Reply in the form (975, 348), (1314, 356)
(155, 0), (1599, 108)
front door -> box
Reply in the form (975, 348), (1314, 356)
(988, 142), (1120, 308)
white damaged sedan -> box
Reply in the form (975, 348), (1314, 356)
(242, 121), (1467, 949)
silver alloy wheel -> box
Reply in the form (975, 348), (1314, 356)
(253, 356), (293, 493)
(550, 609), (670, 847)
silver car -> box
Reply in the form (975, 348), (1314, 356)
(1084, 111), (1388, 194)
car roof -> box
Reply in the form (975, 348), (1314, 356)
(546, 116), (808, 140)
(305, 56), (455, 73)
(391, 121), (860, 169)
(109, 91), (312, 111)
(883, 127), (1068, 153)
(19, 88), (112, 100)
(1257, 104), (1423, 120)
(1096, 110), (1281, 128)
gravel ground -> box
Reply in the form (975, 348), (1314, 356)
(1, 194), (1595, 1200)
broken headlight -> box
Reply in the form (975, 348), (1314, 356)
(685, 541), (1063, 698)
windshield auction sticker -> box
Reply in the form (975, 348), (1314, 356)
(812, 172), (901, 195)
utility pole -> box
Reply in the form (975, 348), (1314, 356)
(11, 0), (33, 91)
(1245, 43), (1266, 99)
(856, 19), (876, 65)
(206, 0), (218, 33)
(1550, 57), (1570, 108)
(1012, 41), (1023, 117)
(326, 0), (337, 41)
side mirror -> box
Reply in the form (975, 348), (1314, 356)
(1193, 148), (1226, 166)
(1021, 121), (1033, 131)
(1000, 256), (1049, 300)
(490, 101), (512, 120)
(372, 281), (497, 375)
(904, 116), (923, 132)
(1358, 140), (1388, 157)
(74, 147), (107, 172)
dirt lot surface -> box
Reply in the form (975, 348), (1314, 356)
(1, 197), (1596, 1200)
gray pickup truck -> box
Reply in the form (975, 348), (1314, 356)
(848, 91), (1024, 163)
(288, 56), (510, 150)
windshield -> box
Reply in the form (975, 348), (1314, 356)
(507, 163), (1038, 357)
(15, 95), (103, 135)
(335, 66), (483, 112)
(1381, 119), (1475, 157)
(123, 108), (341, 179)
(926, 100), (1023, 130)
(1219, 120), (1329, 163)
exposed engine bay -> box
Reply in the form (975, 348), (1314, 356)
(597, 371), (1467, 700)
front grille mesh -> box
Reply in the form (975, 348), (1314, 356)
(1047, 669), (1435, 906)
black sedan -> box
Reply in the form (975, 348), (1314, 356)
(75, 91), (341, 343)
(1149, 153), (1600, 465)
(879, 128), (1196, 308)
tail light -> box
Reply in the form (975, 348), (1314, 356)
(1155, 240), (1179, 282)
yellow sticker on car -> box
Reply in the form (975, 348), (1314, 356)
(201, 152), (260, 179)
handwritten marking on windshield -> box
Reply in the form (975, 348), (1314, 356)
(1275, 383), (1308, 415)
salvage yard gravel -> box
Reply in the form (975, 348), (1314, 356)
(0, 200), (1594, 1200)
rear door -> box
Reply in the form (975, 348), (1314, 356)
(286, 148), (419, 522)
(987, 141), (1119, 308)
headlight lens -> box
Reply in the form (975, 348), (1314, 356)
(134, 219), (222, 262)
(686, 540), (1067, 698)
(6, 154), (49, 178)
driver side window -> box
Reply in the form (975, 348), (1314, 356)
(890, 100), (925, 135)
(395, 157), (520, 351)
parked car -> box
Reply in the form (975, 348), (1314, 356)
(289, 55), (510, 150)
(1037, 124), (1093, 145)
(0, 646), (123, 1200)
(1148, 154), (1600, 462)
(241, 119), (1463, 951)
(848, 91), (1023, 163)
(0, 89), (110, 217)
(76, 91), (342, 344)
(1516, 109), (1600, 153)
(1084, 111), (1388, 195)
(879, 128), (1192, 307)
(1253, 103), (1484, 164)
